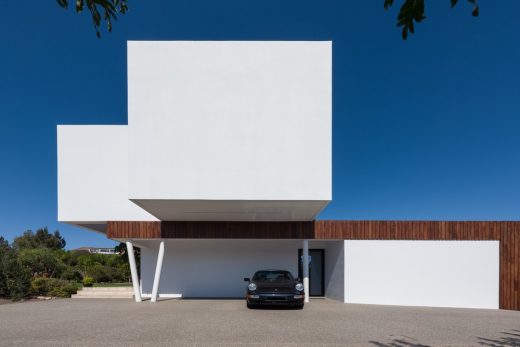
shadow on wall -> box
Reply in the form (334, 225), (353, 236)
(477, 329), (520, 347)
(368, 330), (520, 347)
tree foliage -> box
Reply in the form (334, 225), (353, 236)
(19, 248), (65, 278)
(384, 0), (479, 39)
(0, 245), (31, 300)
(75, 252), (130, 283)
(13, 227), (65, 250)
(0, 227), (130, 300)
(115, 242), (140, 275)
(53, 1), (482, 40)
(56, 0), (128, 38)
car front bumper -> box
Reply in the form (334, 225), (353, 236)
(246, 293), (304, 305)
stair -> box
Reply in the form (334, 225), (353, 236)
(72, 286), (134, 299)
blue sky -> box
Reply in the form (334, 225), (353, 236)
(0, 1), (519, 249)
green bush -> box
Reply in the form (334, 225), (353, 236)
(88, 264), (128, 283)
(48, 282), (78, 298)
(1, 247), (31, 300)
(30, 277), (50, 296)
(83, 276), (94, 287)
(61, 268), (83, 282)
(30, 277), (79, 297)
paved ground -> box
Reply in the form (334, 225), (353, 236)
(0, 298), (519, 346)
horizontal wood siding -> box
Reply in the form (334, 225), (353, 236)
(105, 220), (520, 310)
(161, 222), (315, 239)
(106, 221), (161, 239)
(313, 220), (505, 240)
(108, 221), (314, 239)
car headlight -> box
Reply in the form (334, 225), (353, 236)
(295, 283), (304, 291)
(248, 282), (257, 291)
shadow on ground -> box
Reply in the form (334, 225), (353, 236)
(478, 329), (520, 347)
(368, 329), (520, 347)
(369, 337), (430, 347)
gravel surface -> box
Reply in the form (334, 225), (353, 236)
(0, 298), (519, 346)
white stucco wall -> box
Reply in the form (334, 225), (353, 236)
(57, 125), (158, 228)
(344, 240), (499, 309)
(127, 41), (332, 220)
(324, 241), (345, 301)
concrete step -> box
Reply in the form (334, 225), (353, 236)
(73, 292), (133, 296)
(72, 294), (133, 299)
(80, 286), (133, 292)
(72, 286), (134, 299)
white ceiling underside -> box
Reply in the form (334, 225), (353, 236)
(130, 200), (329, 222)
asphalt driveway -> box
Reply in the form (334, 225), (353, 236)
(0, 298), (519, 346)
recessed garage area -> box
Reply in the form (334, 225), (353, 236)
(139, 239), (345, 299)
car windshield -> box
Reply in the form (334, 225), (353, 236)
(252, 270), (293, 283)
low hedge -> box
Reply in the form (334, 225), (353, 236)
(30, 277), (79, 298)
(82, 276), (94, 287)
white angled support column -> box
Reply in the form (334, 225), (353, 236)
(302, 239), (310, 303)
(151, 241), (165, 303)
(126, 241), (141, 303)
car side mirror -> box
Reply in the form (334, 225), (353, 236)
(295, 278), (301, 282)
(243, 277), (250, 282)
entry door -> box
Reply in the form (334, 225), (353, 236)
(298, 249), (325, 297)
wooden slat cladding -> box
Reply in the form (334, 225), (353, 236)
(106, 220), (520, 310)
(501, 225), (520, 311)
(108, 221), (314, 239)
(313, 220), (507, 240)
(162, 221), (315, 239)
(107, 221), (161, 239)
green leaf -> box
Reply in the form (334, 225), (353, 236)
(57, 0), (128, 38)
(384, 0), (395, 10)
(56, 0), (69, 8)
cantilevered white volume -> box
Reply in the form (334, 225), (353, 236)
(126, 41), (332, 222)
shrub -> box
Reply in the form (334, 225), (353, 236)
(30, 277), (50, 296)
(48, 282), (78, 298)
(83, 276), (94, 287)
(30, 277), (79, 298)
(61, 268), (83, 282)
(1, 247), (31, 300)
(88, 264), (123, 283)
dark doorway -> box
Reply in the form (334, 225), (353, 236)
(298, 249), (325, 297)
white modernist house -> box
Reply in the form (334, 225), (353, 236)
(58, 41), (518, 310)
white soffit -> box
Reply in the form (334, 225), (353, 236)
(131, 200), (329, 222)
